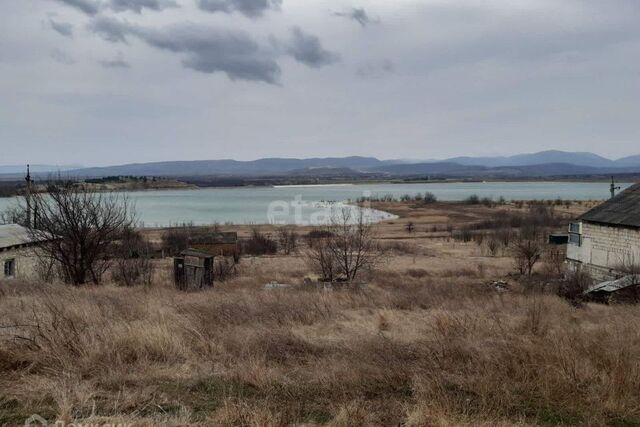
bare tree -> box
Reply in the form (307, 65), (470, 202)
(25, 183), (135, 285)
(306, 208), (379, 282)
(307, 233), (339, 282)
(405, 221), (415, 233)
(276, 227), (298, 255)
(511, 228), (545, 276)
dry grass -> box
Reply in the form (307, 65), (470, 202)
(1, 270), (640, 426)
(1, 201), (638, 426)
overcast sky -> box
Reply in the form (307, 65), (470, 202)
(1, 0), (639, 166)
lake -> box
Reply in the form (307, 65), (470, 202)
(0, 181), (632, 227)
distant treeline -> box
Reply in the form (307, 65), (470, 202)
(84, 176), (158, 184)
(0, 181), (23, 198)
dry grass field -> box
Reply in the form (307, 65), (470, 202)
(2, 200), (640, 426)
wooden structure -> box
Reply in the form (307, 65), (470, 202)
(174, 249), (214, 291)
(190, 232), (239, 261)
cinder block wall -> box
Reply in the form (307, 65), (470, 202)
(567, 222), (640, 280)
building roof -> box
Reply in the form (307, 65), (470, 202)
(180, 249), (215, 258)
(579, 183), (640, 228)
(190, 232), (238, 245)
(584, 275), (639, 295)
(0, 224), (43, 250)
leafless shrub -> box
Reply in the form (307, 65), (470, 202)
(242, 228), (278, 256)
(558, 268), (593, 300)
(405, 221), (415, 233)
(305, 228), (334, 249)
(485, 236), (500, 256)
(276, 227), (298, 255)
(542, 246), (566, 278)
(306, 208), (380, 282)
(161, 227), (191, 256)
(25, 183), (135, 285)
(452, 226), (474, 242)
(511, 228), (545, 276)
(214, 257), (238, 282)
(111, 229), (154, 287)
(422, 192), (437, 204)
(0, 205), (28, 226)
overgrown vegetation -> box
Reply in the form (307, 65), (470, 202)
(1, 272), (639, 426)
(241, 228), (278, 256)
(2, 196), (635, 425)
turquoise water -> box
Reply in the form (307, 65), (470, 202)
(0, 181), (632, 227)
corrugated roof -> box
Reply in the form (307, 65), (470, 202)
(579, 183), (640, 228)
(584, 275), (639, 294)
(0, 224), (40, 250)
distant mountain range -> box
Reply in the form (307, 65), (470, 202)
(56, 157), (396, 178)
(438, 150), (640, 168)
(0, 164), (83, 174)
(2, 151), (640, 180)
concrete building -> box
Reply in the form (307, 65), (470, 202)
(567, 183), (640, 280)
(0, 224), (44, 281)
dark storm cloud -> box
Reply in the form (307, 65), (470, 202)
(285, 27), (339, 68)
(49, 19), (74, 38)
(332, 8), (372, 27)
(88, 17), (338, 83)
(108, 0), (179, 14)
(88, 17), (282, 83)
(137, 26), (282, 83)
(197, 0), (282, 18)
(54, 0), (100, 15)
(98, 52), (130, 68)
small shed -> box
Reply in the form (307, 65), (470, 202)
(174, 249), (214, 291)
(190, 232), (239, 261)
(0, 224), (48, 281)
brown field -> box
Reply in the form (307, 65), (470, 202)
(2, 200), (640, 426)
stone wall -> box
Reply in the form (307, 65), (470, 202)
(0, 247), (39, 282)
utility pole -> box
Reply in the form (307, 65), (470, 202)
(610, 176), (621, 199)
(25, 164), (32, 228)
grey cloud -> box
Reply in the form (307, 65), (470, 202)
(54, 0), (101, 15)
(98, 52), (130, 68)
(108, 0), (179, 13)
(356, 59), (393, 78)
(89, 18), (282, 83)
(333, 7), (373, 27)
(49, 19), (74, 38)
(197, 0), (282, 18)
(88, 16), (130, 43)
(285, 27), (339, 68)
(50, 48), (75, 64)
